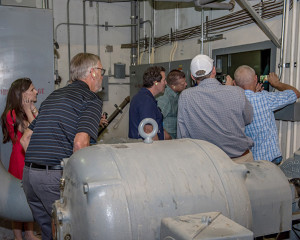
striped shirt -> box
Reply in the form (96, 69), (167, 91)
(25, 80), (102, 165)
(244, 89), (296, 161)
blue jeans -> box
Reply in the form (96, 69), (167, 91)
(272, 156), (282, 165)
(23, 165), (62, 240)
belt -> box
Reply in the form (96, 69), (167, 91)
(25, 162), (63, 170)
(232, 149), (250, 159)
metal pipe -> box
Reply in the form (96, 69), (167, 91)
(54, 22), (137, 42)
(278, 0), (288, 79)
(97, 2), (100, 57)
(83, 0), (87, 53)
(67, 0), (71, 80)
(43, 0), (49, 8)
(289, 0), (297, 157)
(296, 3), (300, 93)
(281, 0), (289, 83)
(151, 0), (155, 63)
(84, 0), (130, 2)
(208, 10), (212, 57)
(289, 0), (296, 86)
(195, 0), (223, 6)
(0, 161), (33, 222)
(137, 1), (140, 64)
(131, 0), (137, 65)
(201, 2), (234, 10)
(201, 8), (204, 54)
(140, 20), (153, 63)
(236, 0), (280, 47)
(280, 0), (290, 160)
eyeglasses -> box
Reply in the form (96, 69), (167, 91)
(94, 67), (106, 76)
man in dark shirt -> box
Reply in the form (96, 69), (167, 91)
(20, 53), (104, 240)
(129, 66), (171, 140)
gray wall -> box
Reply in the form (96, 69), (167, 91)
(0, 6), (54, 169)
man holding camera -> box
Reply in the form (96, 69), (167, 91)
(234, 65), (300, 164)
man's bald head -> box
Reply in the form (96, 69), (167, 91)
(234, 65), (256, 90)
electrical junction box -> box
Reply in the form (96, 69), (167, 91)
(160, 212), (253, 240)
(274, 102), (300, 122)
(114, 63), (126, 79)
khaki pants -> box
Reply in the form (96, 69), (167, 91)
(232, 150), (254, 163)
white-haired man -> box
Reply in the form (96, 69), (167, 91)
(234, 65), (300, 164)
(177, 54), (254, 163)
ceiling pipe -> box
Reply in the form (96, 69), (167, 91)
(199, 2), (234, 10)
(195, 0), (225, 6)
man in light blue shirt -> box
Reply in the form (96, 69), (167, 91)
(157, 70), (187, 139)
(234, 65), (300, 164)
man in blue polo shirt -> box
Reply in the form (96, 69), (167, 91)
(20, 53), (104, 240)
(129, 66), (171, 140)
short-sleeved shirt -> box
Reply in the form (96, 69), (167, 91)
(177, 78), (254, 158)
(157, 86), (179, 139)
(129, 87), (164, 140)
(244, 89), (297, 161)
(25, 80), (103, 166)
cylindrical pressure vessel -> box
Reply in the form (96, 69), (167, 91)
(54, 139), (252, 240)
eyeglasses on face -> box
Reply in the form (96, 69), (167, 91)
(93, 67), (106, 76)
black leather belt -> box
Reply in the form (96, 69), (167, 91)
(25, 162), (63, 170)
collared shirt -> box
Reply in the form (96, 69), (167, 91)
(157, 86), (179, 139)
(244, 89), (297, 161)
(25, 80), (103, 165)
(177, 78), (254, 158)
(129, 88), (164, 140)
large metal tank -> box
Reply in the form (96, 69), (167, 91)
(53, 139), (291, 240)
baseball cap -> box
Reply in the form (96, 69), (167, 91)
(190, 54), (214, 77)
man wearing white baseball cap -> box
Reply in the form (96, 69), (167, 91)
(177, 54), (254, 163)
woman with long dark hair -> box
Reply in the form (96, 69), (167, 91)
(1, 78), (39, 240)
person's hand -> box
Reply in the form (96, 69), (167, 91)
(225, 75), (236, 86)
(99, 113), (108, 128)
(22, 94), (32, 112)
(255, 82), (264, 92)
(268, 72), (280, 87)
